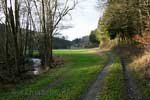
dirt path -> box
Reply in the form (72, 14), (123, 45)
(78, 52), (114, 100)
(121, 58), (144, 100)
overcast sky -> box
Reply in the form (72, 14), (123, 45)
(0, 0), (104, 41)
(61, 0), (104, 40)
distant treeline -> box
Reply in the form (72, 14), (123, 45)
(71, 36), (99, 48)
(53, 35), (99, 49)
(53, 37), (72, 49)
(0, 24), (97, 50)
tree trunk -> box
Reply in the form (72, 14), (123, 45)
(49, 31), (53, 66)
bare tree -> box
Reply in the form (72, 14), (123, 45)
(32, 0), (78, 67)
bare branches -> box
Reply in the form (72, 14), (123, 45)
(53, 0), (78, 31)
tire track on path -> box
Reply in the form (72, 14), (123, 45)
(78, 52), (114, 100)
(121, 58), (144, 100)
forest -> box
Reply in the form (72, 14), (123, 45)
(0, 0), (150, 100)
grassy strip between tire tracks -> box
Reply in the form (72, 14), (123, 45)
(99, 57), (125, 100)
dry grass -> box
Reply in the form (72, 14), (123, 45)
(86, 48), (100, 53)
(129, 50), (150, 100)
(130, 51), (150, 79)
(100, 40), (116, 50)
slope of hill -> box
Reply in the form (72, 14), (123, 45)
(53, 37), (72, 49)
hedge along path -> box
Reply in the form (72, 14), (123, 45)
(78, 52), (114, 100)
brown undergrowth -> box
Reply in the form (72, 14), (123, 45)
(130, 52), (150, 79)
(113, 44), (150, 100)
(129, 49), (150, 100)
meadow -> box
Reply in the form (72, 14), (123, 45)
(0, 49), (108, 100)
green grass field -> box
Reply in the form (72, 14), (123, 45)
(0, 49), (108, 100)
